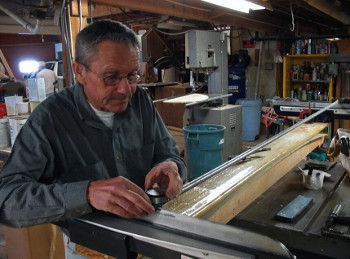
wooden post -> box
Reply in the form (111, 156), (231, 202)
(70, 0), (89, 60)
(62, 0), (88, 87)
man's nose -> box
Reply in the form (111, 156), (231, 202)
(117, 78), (132, 94)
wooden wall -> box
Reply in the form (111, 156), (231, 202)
(0, 34), (58, 80)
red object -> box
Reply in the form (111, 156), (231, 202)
(243, 40), (255, 48)
(0, 103), (7, 118)
(300, 109), (312, 119)
(264, 108), (287, 127)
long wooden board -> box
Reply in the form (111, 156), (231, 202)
(163, 123), (328, 224)
(163, 93), (209, 103)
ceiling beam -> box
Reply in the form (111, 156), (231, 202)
(209, 8), (228, 19)
(303, 0), (350, 25)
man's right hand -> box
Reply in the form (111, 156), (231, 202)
(87, 176), (155, 218)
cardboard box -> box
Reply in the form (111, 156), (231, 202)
(2, 224), (65, 259)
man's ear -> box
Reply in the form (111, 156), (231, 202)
(72, 61), (86, 85)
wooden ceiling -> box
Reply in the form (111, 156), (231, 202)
(91, 0), (350, 39)
(0, 0), (350, 38)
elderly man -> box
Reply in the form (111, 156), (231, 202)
(0, 20), (186, 257)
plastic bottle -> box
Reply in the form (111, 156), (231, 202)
(302, 90), (307, 101)
(312, 68), (317, 81)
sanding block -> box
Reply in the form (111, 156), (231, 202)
(276, 195), (313, 222)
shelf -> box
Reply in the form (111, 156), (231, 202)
(290, 80), (329, 83)
(283, 54), (333, 103)
(285, 54), (329, 59)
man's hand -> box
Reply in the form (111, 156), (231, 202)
(87, 176), (155, 218)
(144, 161), (183, 199)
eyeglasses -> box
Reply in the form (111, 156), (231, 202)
(84, 65), (140, 87)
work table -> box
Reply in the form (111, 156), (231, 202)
(228, 162), (350, 259)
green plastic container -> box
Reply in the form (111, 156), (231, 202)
(183, 124), (226, 181)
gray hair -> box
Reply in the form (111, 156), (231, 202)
(75, 20), (140, 67)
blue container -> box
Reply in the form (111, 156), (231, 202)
(183, 124), (226, 181)
(236, 98), (262, 141)
(228, 69), (246, 104)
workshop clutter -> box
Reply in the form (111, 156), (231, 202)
(0, 78), (45, 149)
(0, 95), (32, 149)
(289, 39), (338, 55)
(0, 115), (29, 148)
(183, 124), (225, 181)
(289, 62), (330, 102)
(327, 128), (350, 177)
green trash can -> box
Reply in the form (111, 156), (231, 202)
(183, 124), (226, 181)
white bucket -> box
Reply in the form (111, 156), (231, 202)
(0, 118), (10, 148)
(17, 102), (30, 115)
(4, 96), (23, 116)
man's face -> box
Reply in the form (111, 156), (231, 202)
(74, 40), (140, 113)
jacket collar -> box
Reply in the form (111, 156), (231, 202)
(73, 82), (135, 130)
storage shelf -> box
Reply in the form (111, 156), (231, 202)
(283, 54), (333, 103)
(290, 80), (329, 83)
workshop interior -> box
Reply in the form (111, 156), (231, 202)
(0, 0), (350, 258)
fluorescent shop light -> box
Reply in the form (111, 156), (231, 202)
(202, 0), (265, 13)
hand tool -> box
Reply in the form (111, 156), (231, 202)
(325, 204), (350, 228)
(276, 195), (313, 222)
(146, 186), (168, 207)
(322, 204), (350, 240)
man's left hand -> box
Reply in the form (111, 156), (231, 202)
(144, 161), (183, 199)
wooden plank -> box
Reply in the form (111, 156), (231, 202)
(69, 0), (88, 62)
(163, 123), (328, 224)
(163, 93), (209, 103)
(209, 7), (228, 19)
(0, 49), (15, 79)
(0, 71), (8, 78)
(71, 0), (89, 17)
(204, 135), (324, 223)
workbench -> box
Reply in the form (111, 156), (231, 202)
(228, 162), (350, 259)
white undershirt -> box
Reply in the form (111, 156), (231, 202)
(89, 103), (114, 129)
